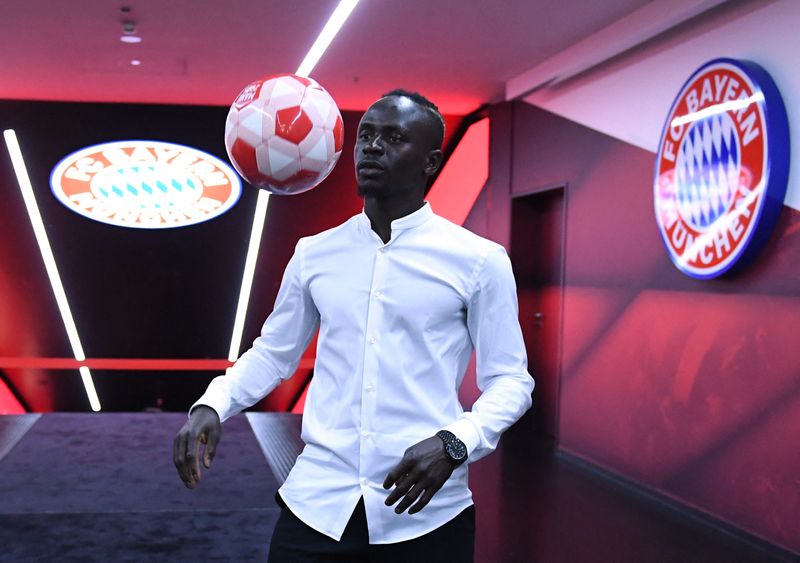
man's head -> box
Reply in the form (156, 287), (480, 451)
(380, 89), (445, 149)
(354, 90), (444, 201)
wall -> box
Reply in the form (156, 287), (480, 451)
(468, 99), (798, 554)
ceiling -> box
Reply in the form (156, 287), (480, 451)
(0, 0), (658, 413)
(1, 0), (651, 114)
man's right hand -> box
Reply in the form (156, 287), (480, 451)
(173, 405), (221, 489)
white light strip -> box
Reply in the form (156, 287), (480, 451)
(228, 0), (358, 361)
(4, 129), (101, 411)
(295, 0), (360, 78)
(79, 366), (102, 412)
(670, 93), (764, 128)
(228, 191), (270, 361)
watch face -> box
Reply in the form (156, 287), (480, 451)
(450, 442), (467, 460)
(447, 438), (467, 461)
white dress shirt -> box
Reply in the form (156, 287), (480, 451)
(194, 202), (534, 543)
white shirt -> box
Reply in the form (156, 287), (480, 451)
(194, 203), (534, 543)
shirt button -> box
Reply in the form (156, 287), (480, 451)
(361, 477), (368, 486)
(361, 430), (370, 438)
(379, 247), (387, 253)
(374, 290), (382, 298)
(365, 384), (374, 392)
(369, 336), (377, 344)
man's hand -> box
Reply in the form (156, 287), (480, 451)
(173, 405), (221, 489)
(383, 435), (456, 515)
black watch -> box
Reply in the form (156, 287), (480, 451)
(436, 430), (468, 466)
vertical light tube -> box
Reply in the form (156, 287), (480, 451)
(4, 129), (101, 411)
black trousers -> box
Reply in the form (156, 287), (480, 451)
(268, 495), (475, 563)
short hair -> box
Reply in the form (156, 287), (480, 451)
(381, 88), (445, 146)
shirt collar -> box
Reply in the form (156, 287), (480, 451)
(390, 202), (433, 231)
(357, 202), (434, 234)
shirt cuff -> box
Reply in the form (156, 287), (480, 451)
(441, 418), (481, 458)
(189, 393), (228, 422)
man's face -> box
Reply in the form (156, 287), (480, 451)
(354, 96), (441, 199)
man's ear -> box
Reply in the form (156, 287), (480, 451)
(424, 149), (443, 176)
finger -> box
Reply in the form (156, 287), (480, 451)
(203, 427), (219, 469)
(182, 431), (199, 488)
(172, 433), (181, 470)
(385, 469), (420, 506)
(384, 459), (414, 489)
(408, 485), (439, 515)
(190, 433), (203, 482)
(394, 483), (424, 514)
(174, 431), (194, 488)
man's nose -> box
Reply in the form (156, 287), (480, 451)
(363, 136), (383, 154)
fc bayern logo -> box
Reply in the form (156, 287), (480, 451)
(50, 140), (242, 229)
(654, 58), (789, 279)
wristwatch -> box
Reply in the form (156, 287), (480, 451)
(436, 430), (468, 465)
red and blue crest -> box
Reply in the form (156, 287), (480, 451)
(654, 58), (789, 279)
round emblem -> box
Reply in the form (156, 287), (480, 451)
(654, 58), (789, 279)
(50, 140), (242, 229)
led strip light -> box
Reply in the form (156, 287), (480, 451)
(228, 0), (360, 361)
(3, 130), (102, 411)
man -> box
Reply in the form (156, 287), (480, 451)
(174, 90), (534, 562)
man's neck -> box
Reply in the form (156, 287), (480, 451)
(364, 196), (425, 244)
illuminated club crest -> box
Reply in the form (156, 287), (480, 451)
(51, 140), (242, 229)
(653, 58), (789, 279)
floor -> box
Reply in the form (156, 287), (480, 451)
(0, 413), (793, 562)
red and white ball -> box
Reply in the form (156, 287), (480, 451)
(224, 74), (344, 195)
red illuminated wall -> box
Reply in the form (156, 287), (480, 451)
(466, 101), (800, 554)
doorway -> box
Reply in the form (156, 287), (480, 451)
(510, 186), (565, 441)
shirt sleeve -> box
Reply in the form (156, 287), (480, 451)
(190, 240), (320, 423)
(442, 245), (534, 462)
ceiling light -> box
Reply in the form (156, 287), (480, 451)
(130, 59), (141, 66)
(296, 0), (360, 78)
(120, 35), (142, 44)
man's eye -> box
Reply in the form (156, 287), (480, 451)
(389, 136), (403, 143)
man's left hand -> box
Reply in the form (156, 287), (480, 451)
(383, 435), (456, 515)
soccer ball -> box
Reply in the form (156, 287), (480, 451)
(224, 74), (344, 195)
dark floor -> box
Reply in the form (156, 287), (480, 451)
(0, 414), (280, 562)
(0, 414), (793, 562)
(469, 421), (792, 563)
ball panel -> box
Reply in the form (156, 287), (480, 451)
(290, 75), (314, 88)
(255, 77), (276, 104)
(299, 128), (329, 171)
(276, 106), (313, 145)
(266, 136), (301, 182)
(254, 142), (273, 178)
(237, 105), (267, 148)
(268, 76), (306, 109)
(224, 111), (238, 149)
(271, 169), (326, 194)
(229, 138), (258, 179)
(301, 87), (334, 124)
(332, 115), (345, 152)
